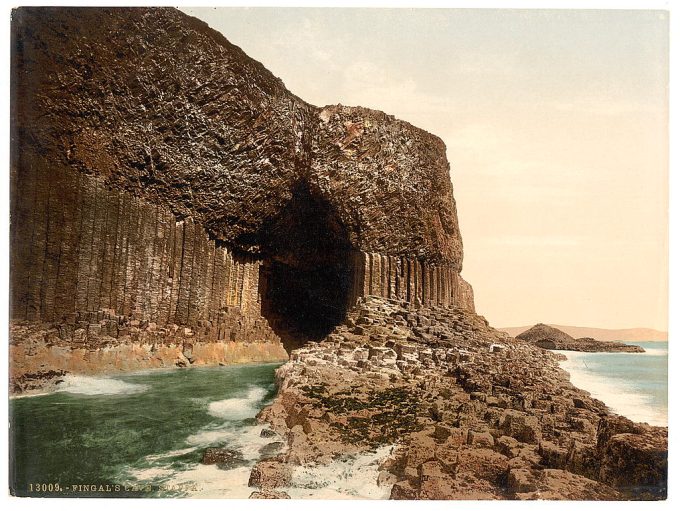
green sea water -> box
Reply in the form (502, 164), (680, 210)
(556, 341), (668, 427)
(9, 363), (282, 498)
(10, 342), (668, 498)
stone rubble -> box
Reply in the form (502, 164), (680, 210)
(250, 296), (667, 500)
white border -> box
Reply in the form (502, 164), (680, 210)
(1, 2), (675, 511)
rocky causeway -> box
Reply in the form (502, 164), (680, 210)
(248, 296), (667, 500)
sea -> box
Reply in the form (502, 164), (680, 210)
(9, 362), (392, 499)
(555, 341), (668, 427)
(9, 343), (667, 498)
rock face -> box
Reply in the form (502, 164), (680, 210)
(517, 324), (645, 353)
(255, 296), (667, 500)
(10, 6), (473, 382)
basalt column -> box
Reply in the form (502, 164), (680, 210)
(11, 7), (476, 375)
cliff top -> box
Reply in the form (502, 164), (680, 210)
(12, 6), (463, 267)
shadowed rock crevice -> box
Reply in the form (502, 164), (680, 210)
(258, 182), (354, 351)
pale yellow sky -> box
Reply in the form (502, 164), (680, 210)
(183, 8), (668, 330)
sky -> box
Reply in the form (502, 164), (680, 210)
(182, 7), (668, 331)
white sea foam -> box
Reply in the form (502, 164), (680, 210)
(119, 376), (392, 499)
(186, 422), (281, 461)
(285, 445), (395, 500)
(127, 466), (176, 480)
(640, 347), (668, 357)
(160, 464), (255, 499)
(55, 374), (149, 396)
(124, 423), (281, 499)
(557, 351), (667, 427)
(144, 447), (197, 462)
(185, 429), (233, 447)
(206, 386), (268, 421)
(127, 442), (394, 499)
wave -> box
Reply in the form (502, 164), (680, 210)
(285, 445), (395, 499)
(55, 374), (149, 396)
(557, 352), (667, 427)
(122, 421), (283, 498)
(123, 437), (393, 499)
(121, 457), (255, 498)
(640, 348), (668, 357)
(143, 464), (256, 499)
(144, 447), (197, 462)
(121, 383), (281, 497)
(186, 422), (280, 460)
(206, 386), (268, 421)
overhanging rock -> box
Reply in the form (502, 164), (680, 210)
(10, 7), (474, 358)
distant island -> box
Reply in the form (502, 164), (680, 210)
(500, 325), (667, 342)
(513, 324), (645, 353)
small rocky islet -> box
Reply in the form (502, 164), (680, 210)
(516, 323), (646, 353)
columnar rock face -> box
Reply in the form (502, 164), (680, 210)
(10, 7), (473, 380)
(11, 164), (267, 326)
(311, 105), (463, 266)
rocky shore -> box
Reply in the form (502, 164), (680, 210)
(246, 296), (666, 500)
(517, 324), (645, 353)
(9, 312), (288, 396)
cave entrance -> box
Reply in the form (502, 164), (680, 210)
(259, 183), (354, 352)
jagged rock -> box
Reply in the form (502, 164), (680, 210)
(512, 469), (623, 500)
(249, 490), (291, 499)
(598, 427), (667, 498)
(201, 448), (244, 469)
(496, 436), (521, 458)
(253, 296), (667, 500)
(508, 468), (538, 493)
(501, 410), (542, 443)
(538, 441), (568, 469)
(259, 442), (285, 457)
(10, 7), (476, 380)
(390, 481), (419, 500)
(7, 7), (667, 503)
(433, 425), (452, 442)
(467, 430), (494, 448)
(248, 459), (293, 489)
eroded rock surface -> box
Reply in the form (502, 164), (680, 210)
(10, 8), (667, 501)
(12, 7), (462, 265)
(253, 297), (667, 500)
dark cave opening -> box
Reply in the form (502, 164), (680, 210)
(258, 183), (355, 352)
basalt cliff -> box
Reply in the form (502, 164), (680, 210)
(10, 7), (471, 390)
(9, 7), (666, 500)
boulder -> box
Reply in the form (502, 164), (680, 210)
(200, 447), (244, 469)
(249, 490), (291, 499)
(248, 459), (293, 489)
